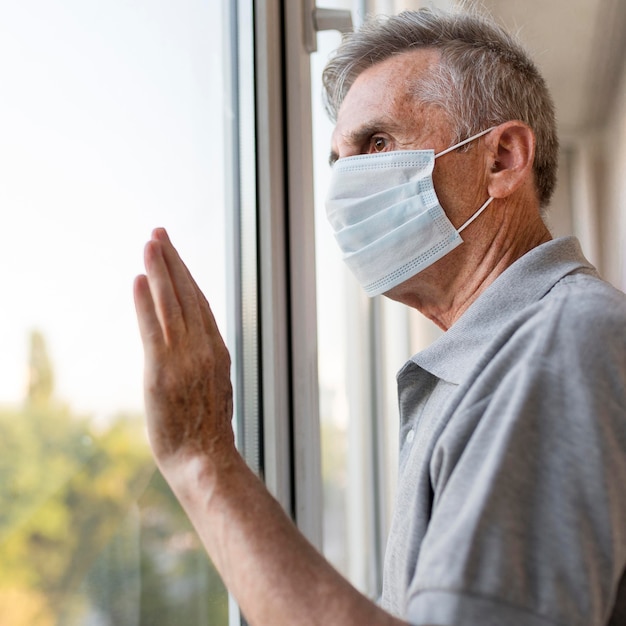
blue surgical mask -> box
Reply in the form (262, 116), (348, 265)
(325, 127), (495, 297)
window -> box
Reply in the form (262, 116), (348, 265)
(0, 2), (253, 624)
(311, 0), (445, 598)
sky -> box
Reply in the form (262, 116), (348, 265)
(0, 1), (229, 421)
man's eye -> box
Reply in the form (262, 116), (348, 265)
(372, 136), (386, 152)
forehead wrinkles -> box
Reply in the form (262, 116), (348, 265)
(355, 51), (443, 117)
(338, 68), (424, 129)
(392, 51), (444, 106)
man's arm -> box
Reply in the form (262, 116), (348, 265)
(133, 228), (408, 626)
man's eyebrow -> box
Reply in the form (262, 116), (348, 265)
(328, 119), (400, 166)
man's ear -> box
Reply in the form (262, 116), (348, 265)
(484, 121), (535, 199)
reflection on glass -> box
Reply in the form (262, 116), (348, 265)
(311, 18), (355, 584)
(0, 2), (235, 623)
(311, 2), (424, 597)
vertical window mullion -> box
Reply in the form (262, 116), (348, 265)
(283, 0), (323, 550)
(253, 0), (294, 515)
(225, 0), (261, 475)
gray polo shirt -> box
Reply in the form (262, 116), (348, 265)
(381, 237), (626, 626)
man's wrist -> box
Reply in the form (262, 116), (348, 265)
(157, 440), (243, 508)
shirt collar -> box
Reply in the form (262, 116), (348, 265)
(409, 237), (597, 385)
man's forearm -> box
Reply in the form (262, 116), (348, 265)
(168, 451), (407, 626)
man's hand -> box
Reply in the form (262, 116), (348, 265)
(133, 227), (235, 475)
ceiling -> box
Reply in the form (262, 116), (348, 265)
(390, 0), (626, 139)
(480, 0), (626, 138)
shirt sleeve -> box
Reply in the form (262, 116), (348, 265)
(405, 297), (626, 626)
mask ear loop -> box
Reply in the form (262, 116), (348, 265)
(458, 197), (494, 233)
(435, 126), (497, 233)
(435, 126), (496, 159)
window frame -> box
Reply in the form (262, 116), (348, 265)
(253, 0), (323, 548)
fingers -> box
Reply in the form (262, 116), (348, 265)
(151, 228), (223, 343)
(143, 236), (189, 346)
(133, 274), (165, 358)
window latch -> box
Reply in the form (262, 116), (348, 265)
(304, 5), (353, 53)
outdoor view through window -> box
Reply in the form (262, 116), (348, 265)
(0, 2), (236, 624)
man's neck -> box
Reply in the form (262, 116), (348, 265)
(386, 215), (552, 331)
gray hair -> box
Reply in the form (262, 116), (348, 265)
(322, 9), (559, 208)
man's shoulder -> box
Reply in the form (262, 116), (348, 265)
(550, 269), (626, 306)
(534, 270), (626, 341)
(468, 269), (626, 396)
(487, 270), (626, 402)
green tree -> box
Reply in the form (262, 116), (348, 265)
(0, 331), (229, 625)
(26, 330), (54, 406)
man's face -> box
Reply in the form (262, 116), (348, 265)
(329, 49), (489, 236)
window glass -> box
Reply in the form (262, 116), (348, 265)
(0, 2), (244, 624)
(312, 2), (385, 593)
(311, 19), (352, 584)
(311, 0), (442, 598)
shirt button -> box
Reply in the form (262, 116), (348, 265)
(406, 429), (415, 444)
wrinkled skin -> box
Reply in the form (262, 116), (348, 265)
(133, 228), (235, 474)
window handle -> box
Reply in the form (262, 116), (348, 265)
(304, 5), (353, 53)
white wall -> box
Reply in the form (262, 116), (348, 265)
(600, 62), (626, 291)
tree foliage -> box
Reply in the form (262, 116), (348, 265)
(0, 332), (228, 625)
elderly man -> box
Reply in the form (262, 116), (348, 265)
(134, 8), (626, 626)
